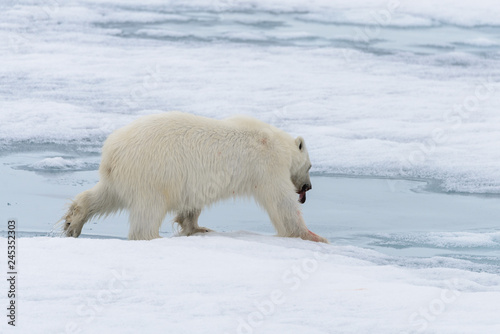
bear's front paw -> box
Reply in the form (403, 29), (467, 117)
(301, 230), (329, 243)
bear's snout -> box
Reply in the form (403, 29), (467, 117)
(301, 184), (312, 192)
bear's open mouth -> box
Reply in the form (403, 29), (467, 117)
(297, 184), (311, 204)
(298, 190), (307, 204)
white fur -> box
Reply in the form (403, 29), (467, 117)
(62, 112), (327, 243)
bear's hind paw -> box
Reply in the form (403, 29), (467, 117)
(189, 227), (214, 236)
(63, 221), (83, 238)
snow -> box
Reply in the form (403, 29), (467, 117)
(460, 37), (500, 47)
(4, 234), (499, 333)
(372, 231), (500, 249)
(25, 156), (98, 172)
(1, 1), (500, 193)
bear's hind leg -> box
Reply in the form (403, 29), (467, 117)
(63, 182), (120, 238)
(128, 201), (167, 240)
(63, 198), (88, 238)
(174, 209), (213, 236)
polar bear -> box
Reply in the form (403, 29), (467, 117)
(62, 112), (327, 243)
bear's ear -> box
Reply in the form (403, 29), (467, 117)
(295, 137), (305, 151)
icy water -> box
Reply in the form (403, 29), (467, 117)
(2, 151), (500, 276)
(1, 1), (500, 274)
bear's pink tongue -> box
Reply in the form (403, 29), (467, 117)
(299, 191), (306, 204)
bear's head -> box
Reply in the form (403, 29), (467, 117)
(290, 136), (312, 204)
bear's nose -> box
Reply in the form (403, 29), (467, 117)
(302, 184), (312, 192)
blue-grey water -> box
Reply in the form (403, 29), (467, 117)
(1, 151), (499, 275)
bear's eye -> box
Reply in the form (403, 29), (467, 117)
(308, 165), (312, 171)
